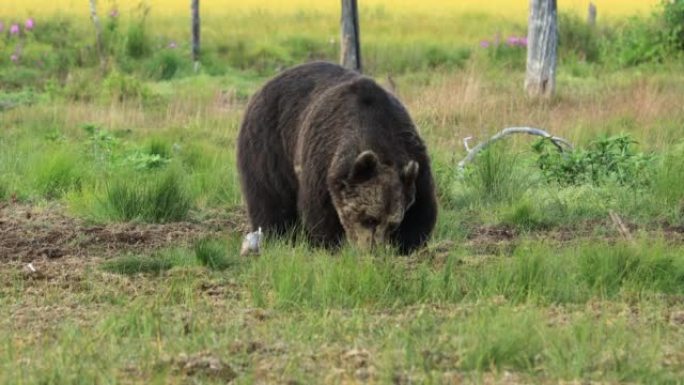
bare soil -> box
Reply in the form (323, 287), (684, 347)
(2, 201), (682, 266)
(0, 202), (246, 263)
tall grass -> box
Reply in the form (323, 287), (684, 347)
(653, 142), (684, 223)
(96, 166), (192, 222)
(456, 144), (534, 208)
(32, 148), (86, 199)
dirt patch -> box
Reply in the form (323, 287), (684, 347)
(465, 220), (684, 254)
(0, 203), (246, 263)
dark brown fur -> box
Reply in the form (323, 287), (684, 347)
(236, 61), (437, 253)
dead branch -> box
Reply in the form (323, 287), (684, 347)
(457, 126), (573, 174)
(609, 210), (635, 245)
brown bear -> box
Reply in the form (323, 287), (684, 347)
(236, 61), (437, 253)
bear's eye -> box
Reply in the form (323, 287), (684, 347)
(360, 216), (379, 228)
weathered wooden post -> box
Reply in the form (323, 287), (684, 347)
(191, 0), (200, 71)
(340, 0), (361, 72)
(587, 2), (597, 27)
(525, 0), (558, 98)
(88, 0), (105, 69)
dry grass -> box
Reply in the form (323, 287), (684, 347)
(402, 67), (684, 153)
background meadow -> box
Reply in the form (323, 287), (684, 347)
(2, 0), (684, 383)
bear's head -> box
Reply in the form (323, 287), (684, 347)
(329, 150), (419, 252)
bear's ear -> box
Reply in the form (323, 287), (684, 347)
(401, 160), (419, 187)
(349, 150), (379, 184)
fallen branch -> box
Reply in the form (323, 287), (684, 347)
(609, 210), (635, 245)
(457, 126), (573, 174)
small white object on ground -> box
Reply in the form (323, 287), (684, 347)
(240, 227), (263, 256)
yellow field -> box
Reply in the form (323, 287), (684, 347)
(1, 0), (661, 20)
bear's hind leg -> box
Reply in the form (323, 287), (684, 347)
(241, 176), (299, 237)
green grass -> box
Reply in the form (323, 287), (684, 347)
(95, 166), (192, 223)
(242, 237), (684, 310)
(193, 236), (243, 271)
(3, 237), (683, 383)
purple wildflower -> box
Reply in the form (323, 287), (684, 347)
(508, 36), (524, 46)
(10, 23), (20, 35)
(168, 41), (177, 49)
(109, 8), (119, 18)
(25, 18), (34, 30)
(11, 54), (19, 63)
(0, 22), (4, 33)
(505, 36), (529, 48)
(480, 40), (490, 48)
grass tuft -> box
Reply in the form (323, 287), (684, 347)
(193, 237), (241, 271)
(461, 144), (532, 205)
(32, 149), (85, 199)
(99, 166), (192, 223)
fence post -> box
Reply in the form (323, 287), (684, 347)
(340, 0), (361, 72)
(588, 2), (597, 26)
(191, 0), (200, 72)
(88, 0), (106, 70)
(524, 0), (558, 98)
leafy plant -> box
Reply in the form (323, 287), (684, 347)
(662, 0), (684, 50)
(608, 16), (668, 67)
(533, 133), (655, 187)
(124, 152), (169, 170)
(83, 124), (119, 168)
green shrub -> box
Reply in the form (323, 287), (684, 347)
(662, 0), (684, 50)
(608, 17), (668, 67)
(533, 133), (655, 187)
